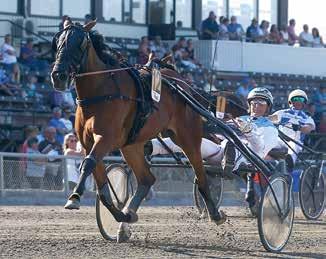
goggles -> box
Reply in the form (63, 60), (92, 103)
(290, 96), (306, 103)
(250, 99), (267, 105)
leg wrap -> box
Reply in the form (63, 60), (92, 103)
(73, 155), (97, 197)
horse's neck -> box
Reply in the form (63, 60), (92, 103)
(75, 45), (106, 98)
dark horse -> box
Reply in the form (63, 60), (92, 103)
(51, 20), (226, 238)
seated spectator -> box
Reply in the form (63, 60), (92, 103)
(0, 34), (20, 83)
(21, 74), (43, 100)
(246, 18), (260, 42)
(185, 39), (201, 67)
(299, 24), (313, 47)
(149, 35), (169, 59)
(0, 68), (22, 96)
(48, 107), (69, 144)
(312, 85), (326, 116)
(20, 38), (49, 74)
(236, 77), (255, 100)
(172, 37), (196, 70)
(60, 104), (74, 133)
(22, 125), (39, 153)
(312, 27), (324, 48)
(287, 19), (299, 45)
(219, 17), (229, 40)
(269, 24), (282, 44)
(280, 24), (290, 45)
(25, 137), (46, 189)
(200, 11), (219, 40)
(228, 16), (244, 41)
(137, 36), (150, 65)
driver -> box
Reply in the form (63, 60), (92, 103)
(270, 89), (315, 170)
(145, 88), (279, 208)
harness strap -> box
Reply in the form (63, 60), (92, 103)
(76, 94), (143, 107)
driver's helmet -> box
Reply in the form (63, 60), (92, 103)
(288, 89), (308, 104)
(247, 87), (273, 108)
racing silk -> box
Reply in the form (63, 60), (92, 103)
(237, 115), (279, 158)
(272, 108), (315, 143)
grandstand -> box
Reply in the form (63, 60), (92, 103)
(0, 0), (324, 152)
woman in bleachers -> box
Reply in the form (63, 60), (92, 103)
(269, 24), (282, 44)
(137, 36), (150, 65)
(280, 24), (290, 45)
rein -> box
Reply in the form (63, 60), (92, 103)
(74, 66), (135, 78)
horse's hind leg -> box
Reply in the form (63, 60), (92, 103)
(173, 131), (226, 225)
(121, 143), (155, 220)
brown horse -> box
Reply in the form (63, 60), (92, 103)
(51, 19), (226, 237)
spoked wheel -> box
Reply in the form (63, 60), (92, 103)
(193, 170), (224, 215)
(258, 175), (294, 252)
(299, 166), (325, 220)
(96, 164), (132, 241)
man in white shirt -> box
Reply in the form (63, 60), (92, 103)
(271, 89), (315, 170)
(299, 24), (314, 47)
(1, 34), (19, 82)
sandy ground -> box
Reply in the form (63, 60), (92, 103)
(0, 205), (325, 259)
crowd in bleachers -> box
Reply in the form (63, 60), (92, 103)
(200, 12), (325, 48)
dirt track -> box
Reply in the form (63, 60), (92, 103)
(0, 205), (325, 259)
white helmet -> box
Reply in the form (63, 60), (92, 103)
(288, 89), (308, 103)
(247, 87), (273, 107)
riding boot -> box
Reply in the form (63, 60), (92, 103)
(222, 142), (236, 177)
(285, 154), (294, 173)
(245, 173), (255, 208)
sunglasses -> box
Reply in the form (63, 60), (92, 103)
(69, 139), (77, 143)
(250, 99), (267, 105)
(291, 96), (306, 103)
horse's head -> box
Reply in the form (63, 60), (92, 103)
(51, 19), (96, 91)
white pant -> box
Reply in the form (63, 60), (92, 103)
(151, 138), (224, 164)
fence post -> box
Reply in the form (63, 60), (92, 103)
(63, 157), (69, 197)
(0, 154), (4, 197)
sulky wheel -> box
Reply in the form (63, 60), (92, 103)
(96, 164), (131, 241)
(299, 165), (325, 220)
(258, 175), (294, 252)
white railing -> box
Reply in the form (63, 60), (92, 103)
(193, 40), (326, 77)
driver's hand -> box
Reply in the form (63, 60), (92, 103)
(236, 118), (253, 134)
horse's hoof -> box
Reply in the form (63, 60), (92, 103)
(117, 223), (131, 243)
(64, 198), (80, 210)
(211, 210), (227, 225)
(122, 208), (138, 223)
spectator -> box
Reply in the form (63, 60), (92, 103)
(246, 18), (260, 42)
(63, 133), (84, 190)
(38, 126), (63, 190)
(149, 35), (168, 59)
(236, 77), (254, 100)
(48, 107), (69, 144)
(25, 137), (46, 189)
(21, 74), (42, 100)
(20, 38), (49, 74)
(269, 24), (282, 44)
(200, 11), (219, 40)
(299, 24), (313, 47)
(172, 37), (196, 69)
(228, 16), (244, 41)
(312, 85), (326, 115)
(287, 19), (299, 45)
(22, 125), (39, 153)
(1, 34), (20, 83)
(185, 39), (201, 67)
(60, 104), (74, 133)
(137, 36), (150, 65)
(280, 24), (290, 45)
(219, 17), (229, 40)
(312, 27), (324, 48)
(257, 20), (269, 42)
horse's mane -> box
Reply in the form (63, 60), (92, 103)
(89, 31), (122, 66)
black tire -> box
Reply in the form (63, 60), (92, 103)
(96, 164), (131, 241)
(193, 172), (224, 215)
(258, 175), (294, 252)
(299, 166), (325, 220)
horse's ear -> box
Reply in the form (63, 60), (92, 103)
(83, 19), (97, 32)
